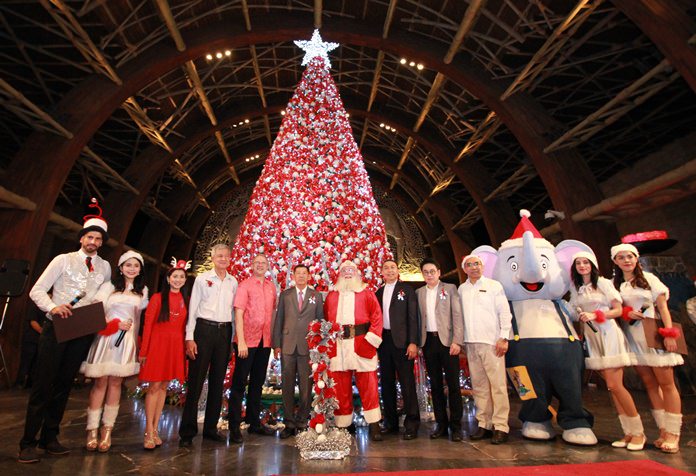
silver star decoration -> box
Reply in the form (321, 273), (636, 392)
(294, 29), (339, 70)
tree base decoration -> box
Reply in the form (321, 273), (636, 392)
(296, 319), (351, 459)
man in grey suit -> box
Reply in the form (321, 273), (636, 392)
(416, 258), (464, 442)
(273, 264), (324, 438)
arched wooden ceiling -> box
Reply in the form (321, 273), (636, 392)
(1, 0), (695, 274)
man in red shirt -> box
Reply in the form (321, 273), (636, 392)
(229, 254), (277, 443)
(324, 260), (383, 441)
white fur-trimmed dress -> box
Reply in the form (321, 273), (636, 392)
(618, 272), (683, 367)
(569, 277), (634, 370)
(81, 284), (149, 377)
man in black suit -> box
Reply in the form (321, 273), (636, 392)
(273, 264), (324, 438)
(375, 259), (420, 439)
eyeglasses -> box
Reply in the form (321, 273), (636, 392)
(464, 262), (482, 268)
(422, 269), (438, 276)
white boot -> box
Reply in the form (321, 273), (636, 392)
(651, 408), (666, 448)
(625, 415), (645, 451)
(98, 404), (119, 452)
(661, 412), (682, 454)
(85, 407), (102, 451)
(521, 420), (555, 440)
(611, 414), (631, 448)
(562, 427), (597, 446)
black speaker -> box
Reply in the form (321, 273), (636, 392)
(0, 259), (31, 297)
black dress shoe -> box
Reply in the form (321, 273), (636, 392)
(369, 423), (383, 441)
(178, 438), (193, 448)
(450, 430), (463, 442)
(279, 427), (295, 439)
(40, 440), (70, 455)
(229, 428), (243, 444)
(202, 432), (227, 443)
(17, 446), (40, 464)
(430, 425), (447, 439)
(380, 425), (399, 435)
(469, 427), (494, 440)
(491, 430), (509, 445)
(403, 431), (418, 440)
(345, 423), (356, 434)
(248, 426), (275, 436)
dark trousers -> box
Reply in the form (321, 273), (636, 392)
(506, 337), (593, 429)
(179, 321), (232, 439)
(280, 351), (311, 430)
(228, 345), (271, 429)
(16, 339), (39, 387)
(423, 333), (463, 432)
(20, 320), (94, 449)
(378, 330), (420, 432)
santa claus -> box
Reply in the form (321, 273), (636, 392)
(324, 260), (383, 441)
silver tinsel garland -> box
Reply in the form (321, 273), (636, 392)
(296, 318), (351, 459)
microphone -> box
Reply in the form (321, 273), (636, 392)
(577, 307), (598, 333)
(629, 307), (648, 326)
(114, 319), (132, 347)
(69, 292), (86, 306)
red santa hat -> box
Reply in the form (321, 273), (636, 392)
(500, 209), (552, 250)
(79, 198), (109, 241)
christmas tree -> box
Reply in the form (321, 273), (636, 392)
(229, 30), (392, 290)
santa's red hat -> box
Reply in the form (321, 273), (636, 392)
(500, 209), (552, 250)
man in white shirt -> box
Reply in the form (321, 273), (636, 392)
(458, 254), (512, 444)
(179, 244), (238, 446)
(19, 206), (111, 464)
(416, 258), (464, 442)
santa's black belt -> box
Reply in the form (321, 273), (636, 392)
(341, 323), (370, 339)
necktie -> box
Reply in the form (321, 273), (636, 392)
(85, 256), (94, 272)
(298, 290), (304, 311)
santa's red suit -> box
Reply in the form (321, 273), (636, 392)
(324, 287), (383, 427)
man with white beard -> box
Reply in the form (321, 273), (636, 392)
(323, 260), (384, 441)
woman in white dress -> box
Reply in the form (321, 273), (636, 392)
(612, 243), (683, 454)
(568, 251), (643, 450)
(81, 250), (149, 452)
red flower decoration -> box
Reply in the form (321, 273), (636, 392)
(317, 345), (327, 354)
(315, 414), (326, 424)
(311, 321), (322, 332)
(206, 280), (213, 287)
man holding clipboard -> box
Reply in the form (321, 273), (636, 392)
(18, 199), (111, 464)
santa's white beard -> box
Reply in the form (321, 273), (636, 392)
(334, 276), (366, 293)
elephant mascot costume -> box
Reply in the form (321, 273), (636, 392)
(472, 210), (597, 445)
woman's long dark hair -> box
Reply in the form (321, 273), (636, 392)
(571, 259), (599, 291)
(113, 259), (145, 295)
(158, 268), (190, 323)
(612, 257), (650, 291)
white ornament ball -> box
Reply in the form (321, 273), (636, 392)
(317, 380), (325, 389)
(316, 423), (324, 434)
(312, 363), (318, 372)
(317, 434), (327, 443)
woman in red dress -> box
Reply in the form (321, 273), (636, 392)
(139, 258), (190, 449)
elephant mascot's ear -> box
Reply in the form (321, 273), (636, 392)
(555, 240), (594, 286)
(470, 245), (499, 279)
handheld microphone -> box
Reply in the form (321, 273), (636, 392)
(69, 292), (86, 306)
(114, 319), (132, 347)
(629, 307), (648, 326)
(577, 307), (598, 333)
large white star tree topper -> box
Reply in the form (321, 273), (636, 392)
(294, 29), (339, 69)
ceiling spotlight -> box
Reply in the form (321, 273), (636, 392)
(379, 123), (385, 128)
(281, 110), (286, 115)
(216, 52), (223, 59)
(255, 154), (260, 158)
(245, 158), (249, 162)
(400, 58), (407, 65)
(224, 50), (231, 56)
(244, 119), (250, 123)
(205, 54), (213, 61)
(409, 61), (415, 67)
(416, 63), (424, 70)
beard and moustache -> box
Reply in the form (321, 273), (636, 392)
(334, 275), (367, 293)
